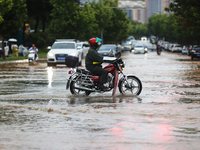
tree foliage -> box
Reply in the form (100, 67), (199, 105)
(26, 0), (53, 32)
(0, 0), (27, 36)
(129, 21), (149, 39)
(48, 0), (129, 43)
(0, 0), (13, 24)
(165, 0), (200, 44)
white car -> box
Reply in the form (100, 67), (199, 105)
(171, 44), (182, 53)
(77, 42), (90, 58)
(47, 39), (83, 67)
(133, 44), (146, 54)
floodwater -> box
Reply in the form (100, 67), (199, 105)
(0, 51), (200, 150)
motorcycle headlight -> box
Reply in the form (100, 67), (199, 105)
(48, 53), (54, 57)
(120, 61), (125, 68)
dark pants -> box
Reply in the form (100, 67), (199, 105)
(89, 66), (108, 84)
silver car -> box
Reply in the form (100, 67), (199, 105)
(133, 44), (146, 54)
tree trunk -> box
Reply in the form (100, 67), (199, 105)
(22, 22), (26, 45)
(35, 17), (39, 33)
(42, 19), (45, 32)
(2, 37), (5, 59)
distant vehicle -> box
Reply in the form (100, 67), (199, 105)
(127, 35), (135, 41)
(121, 43), (132, 53)
(182, 45), (189, 55)
(98, 44), (121, 58)
(133, 44), (146, 54)
(141, 36), (147, 41)
(171, 44), (182, 53)
(28, 49), (38, 63)
(191, 45), (200, 60)
(77, 42), (90, 58)
(143, 42), (156, 51)
(130, 40), (138, 50)
(47, 39), (83, 67)
(187, 45), (198, 56)
(0, 40), (9, 57)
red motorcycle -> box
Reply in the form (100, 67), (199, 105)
(66, 56), (142, 96)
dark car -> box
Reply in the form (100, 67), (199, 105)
(121, 43), (132, 53)
(98, 44), (121, 58)
(187, 45), (197, 56)
(191, 45), (200, 60)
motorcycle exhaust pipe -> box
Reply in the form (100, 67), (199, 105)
(74, 86), (95, 92)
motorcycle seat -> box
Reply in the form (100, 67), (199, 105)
(77, 68), (93, 75)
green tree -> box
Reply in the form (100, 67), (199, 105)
(78, 2), (98, 40)
(49, 0), (82, 39)
(26, 0), (53, 33)
(165, 0), (200, 44)
(0, 0), (13, 23)
(130, 21), (149, 39)
(104, 3), (130, 43)
(0, 0), (27, 59)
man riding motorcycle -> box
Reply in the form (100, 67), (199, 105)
(85, 37), (108, 90)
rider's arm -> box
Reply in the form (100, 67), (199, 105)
(90, 50), (103, 63)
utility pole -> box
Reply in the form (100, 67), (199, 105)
(100, 0), (103, 44)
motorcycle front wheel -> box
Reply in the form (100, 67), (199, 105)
(118, 76), (142, 96)
(69, 76), (91, 96)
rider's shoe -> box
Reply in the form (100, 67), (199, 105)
(98, 83), (108, 90)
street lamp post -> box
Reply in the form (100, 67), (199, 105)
(100, 0), (103, 44)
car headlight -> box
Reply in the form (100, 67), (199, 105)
(129, 47), (132, 49)
(70, 53), (77, 56)
(48, 53), (54, 57)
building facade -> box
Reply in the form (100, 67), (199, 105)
(122, 0), (173, 23)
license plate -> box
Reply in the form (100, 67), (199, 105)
(197, 54), (200, 57)
(58, 57), (65, 60)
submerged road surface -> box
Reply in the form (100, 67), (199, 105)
(0, 51), (200, 150)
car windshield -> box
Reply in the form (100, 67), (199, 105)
(99, 45), (116, 51)
(135, 45), (143, 48)
(52, 43), (75, 49)
(122, 43), (130, 46)
(77, 43), (82, 47)
(175, 45), (181, 47)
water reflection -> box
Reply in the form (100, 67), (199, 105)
(47, 67), (53, 87)
(67, 95), (143, 105)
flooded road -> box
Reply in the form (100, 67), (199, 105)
(0, 51), (200, 150)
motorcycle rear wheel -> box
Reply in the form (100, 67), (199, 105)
(70, 76), (91, 96)
(118, 76), (142, 96)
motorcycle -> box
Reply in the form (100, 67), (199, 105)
(28, 50), (38, 63)
(66, 56), (142, 96)
(157, 45), (161, 55)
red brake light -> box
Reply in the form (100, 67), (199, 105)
(68, 70), (72, 74)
